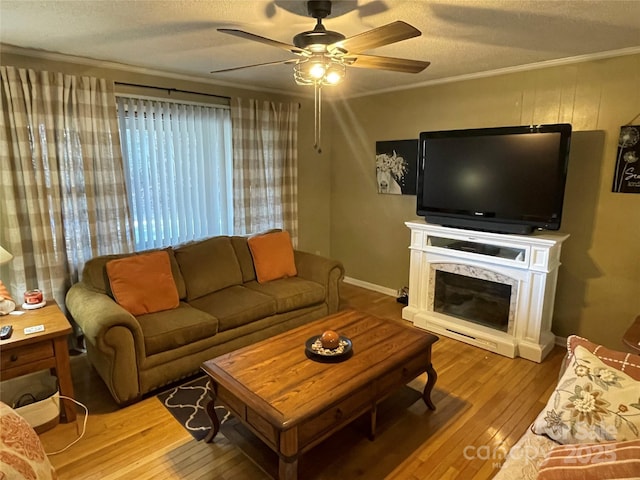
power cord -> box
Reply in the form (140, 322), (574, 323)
(45, 396), (89, 455)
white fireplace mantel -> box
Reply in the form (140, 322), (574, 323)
(402, 221), (569, 362)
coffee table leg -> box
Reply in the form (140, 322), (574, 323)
(279, 456), (298, 480)
(204, 380), (221, 443)
(369, 404), (377, 441)
(279, 428), (299, 479)
(423, 363), (438, 411)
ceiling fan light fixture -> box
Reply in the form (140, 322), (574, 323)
(308, 43), (328, 53)
(294, 60), (314, 85)
(294, 56), (346, 86)
(309, 62), (326, 79)
(328, 44), (348, 56)
(293, 54), (345, 153)
(325, 70), (342, 85)
(324, 62), (345, 84)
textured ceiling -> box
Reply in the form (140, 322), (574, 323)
(1, 0), (639, 98)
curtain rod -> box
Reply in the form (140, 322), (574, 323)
(115, 82), (301, 109)
(115, 82), (231, 101)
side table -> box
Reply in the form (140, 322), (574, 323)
(0, 302), (76, 422)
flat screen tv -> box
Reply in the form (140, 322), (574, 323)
(416, 124), (572, 235)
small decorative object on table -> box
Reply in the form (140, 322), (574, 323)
(305, 329), (353, 362)
(22, 289), (46, 310)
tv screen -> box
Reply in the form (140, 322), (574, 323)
(417, 124), (572, 235)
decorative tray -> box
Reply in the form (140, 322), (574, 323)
(304, 335), (353, 362)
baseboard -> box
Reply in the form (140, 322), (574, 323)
(554, 335), (567, 349)
(343, 277), (397, 297)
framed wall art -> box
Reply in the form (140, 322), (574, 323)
(612, 125), (640, 194)
(375, 139), (418, 195)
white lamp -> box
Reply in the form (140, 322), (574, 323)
(0, 246), (12, 265)
(0, 246), (16, 315)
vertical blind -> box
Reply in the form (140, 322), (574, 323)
(116, 96), (233, 250)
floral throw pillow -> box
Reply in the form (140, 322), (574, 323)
(566, 335), (640, 380)
(0, 401), (57, 479)
(531, 345), (640, 444)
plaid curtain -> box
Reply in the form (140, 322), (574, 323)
(0, 66), (132, 309)
(231, 98), (299, 245)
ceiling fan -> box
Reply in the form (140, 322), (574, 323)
(212, 0), (430, 152)
(212, 0), (430, 78)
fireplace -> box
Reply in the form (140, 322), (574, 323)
(403, 222), (569, 362)
(434, 270), (511, 333)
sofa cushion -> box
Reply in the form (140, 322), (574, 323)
(82, 247), (187, 300)
(244, 278), (325, 313)
(531, 345), (640, 444)
(231, 236), (257, 283)
(175, 236), (243, 301)
(536, 439), (640, 480)
(248, 231), (297, 283)
(567, 335), (640, 380)
(106, 251), (180, 316)
(137, 302), (219, 356)
(189, 285), (276, 331)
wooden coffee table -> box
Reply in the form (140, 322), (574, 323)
(201, 309), (438, 480)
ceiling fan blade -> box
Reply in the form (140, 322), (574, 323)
(331, 21), (421, 54)
(344, 54), (430, 73)
(211, 59), (298, 74)
(218, 28), (305, 55)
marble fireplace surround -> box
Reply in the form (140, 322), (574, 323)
(429, 263), (519, 334)
(403, 222), (569, 362)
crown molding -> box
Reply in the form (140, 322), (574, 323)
(347, 46), (640, 99)
(3, 43), (640, 102)
(0, 43), (307, 99)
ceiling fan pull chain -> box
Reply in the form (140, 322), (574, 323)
(314, 82), (323, 153)
(317, 84), (322, 153)
(313, 83), (318, 150)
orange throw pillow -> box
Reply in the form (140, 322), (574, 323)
(247, 231), (297, 283)
(106, 251), (180, 316)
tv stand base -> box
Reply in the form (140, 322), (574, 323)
(402, 222), (569, 362)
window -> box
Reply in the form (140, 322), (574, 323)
(116, 96), (233, 250)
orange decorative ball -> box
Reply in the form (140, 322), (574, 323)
(320, 330), (340, 349)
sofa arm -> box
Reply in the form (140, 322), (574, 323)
(294, 250), (345, 313)
(66, 282), (143, 349)
(66, 282), (147, 404)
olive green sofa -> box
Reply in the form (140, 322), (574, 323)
(66, 235), (344, 405)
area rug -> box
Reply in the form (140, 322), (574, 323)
(156, 375), (230, 441)
(157, 375), (459, 479)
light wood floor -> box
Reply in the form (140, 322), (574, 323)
(39, 283), (565, 479)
